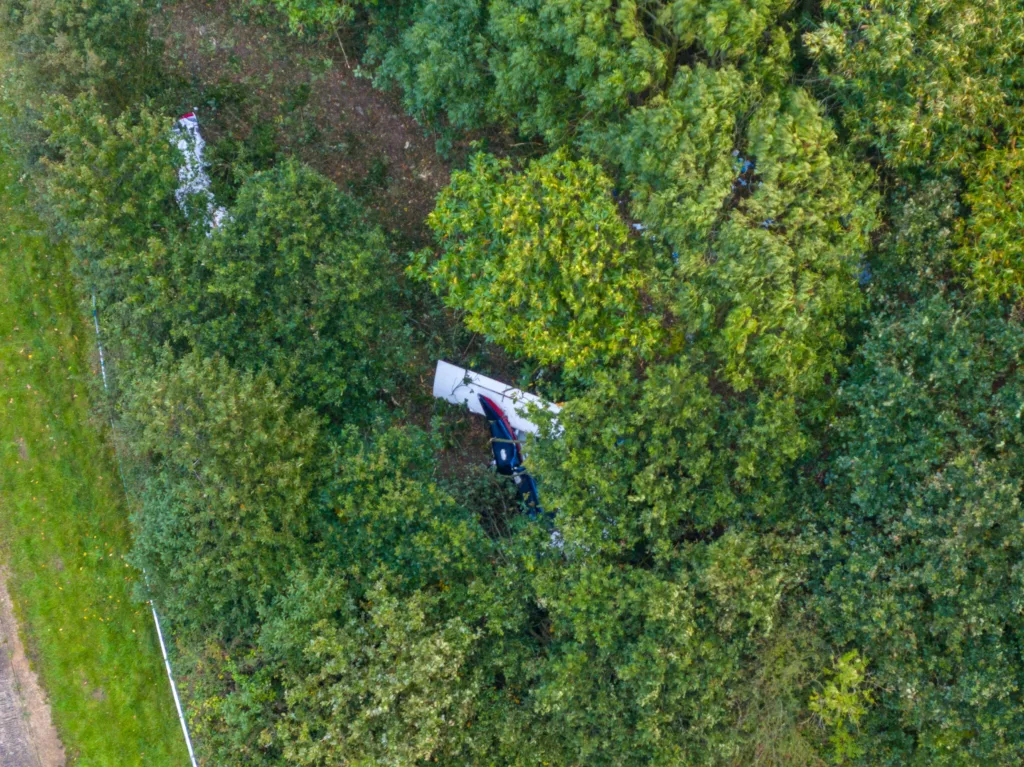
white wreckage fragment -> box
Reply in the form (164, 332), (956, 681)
(434, 360), (565, 549)
(432, 360), (561, 437)
(173, 112), (230, 232)
(432, 360), (565, 548)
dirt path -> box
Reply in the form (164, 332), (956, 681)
(0, 569), (64, 767)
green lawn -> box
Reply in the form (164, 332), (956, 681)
(0, 140), (190, 764)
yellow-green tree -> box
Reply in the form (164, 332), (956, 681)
(417, 149), (664, 373)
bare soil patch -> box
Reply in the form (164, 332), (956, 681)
(0, 568), (65, 767)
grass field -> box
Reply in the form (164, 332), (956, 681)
(0, 136), (190, 763)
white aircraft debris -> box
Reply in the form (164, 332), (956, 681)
(432, 360), (561, 436)
(173, 112), (230, 232)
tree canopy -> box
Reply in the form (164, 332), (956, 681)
(7, 0), (1024, 763)
(811, 296), (1024, 764)
(126, 354), (325, 641)
(187, 160), (409, 420)
(418, 149), (664, 372)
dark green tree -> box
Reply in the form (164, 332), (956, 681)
(43, 100), (409, 419)
(0, 0), (162, 106)
(185, 159), (410, 421)
(812, 296), (1024, 765)
(41, 93), (197, 376)
(373, 0), (496, 130)
(808, 0), (1024, 299)
(374, 0), (795, 142)
(126, 353), (325, 640)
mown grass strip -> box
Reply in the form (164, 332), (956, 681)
(0, 142), (189, 764)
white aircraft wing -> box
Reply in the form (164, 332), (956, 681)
(432, 360), (560, 436)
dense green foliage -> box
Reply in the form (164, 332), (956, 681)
(373, 0), (795, 142)
(6, 0), (1024, 763)
(42, 94), (406, 419)
(249, 0), (374, 34)
(800, 3), (1024, 758)
(41, 94), (191, 373)
(419, 149), (663, 371)
(1, 0), (161, 107)
(187, 161), (408, 419)
(605, 76), (875, 396)
(806, 0), (1024, 170)
(126, 354), (324, 641)
(808, 0), (1024, 300)
(813, 296), (1024, 764)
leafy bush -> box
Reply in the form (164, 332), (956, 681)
(126, 354), (324, 641)
(184, 159), (409, 421)
(809, 651), (873, 764)
(482, 0), (665, 142)
(43, 99), (408, 419)
(373, 0), (663, 137)
(245, 0), (373, 35)
(957, 147), (1024, 301)
(808, 0), (1024, 299)
(181, 427), (524, 767)
(374, 0), (793, 142)
(325, 426), (492, 589)
(0, 0), (162, 106)
(41, 93), (197, 374)
(813, 296), (1024, 764)
(807, 0), (1024, 170)
(418, 149), (664, 373)
(603, 72), (877, 400)
(373, 0), (496, 130)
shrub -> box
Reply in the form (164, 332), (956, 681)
(126, 354), (324, 640)
(41, 93), (196, 374)
(0, 0), (162, 107)
(417, 149), (664, 373)
(813, 296), (1024, 764)
(808, 0), (1024, 300)
(184, 159), (410, 421)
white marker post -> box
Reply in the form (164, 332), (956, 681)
(91, 295), (199, 767)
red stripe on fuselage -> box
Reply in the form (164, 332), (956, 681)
(480, 395), (519, 446)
